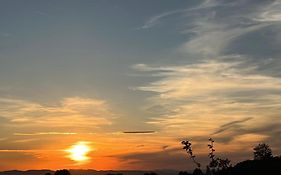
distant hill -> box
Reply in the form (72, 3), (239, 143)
(0, 169), (179, 175)
(0, 170), (53, 175)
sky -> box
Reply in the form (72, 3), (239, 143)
(0, 0), (281, 171)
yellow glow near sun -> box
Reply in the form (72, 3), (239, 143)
(66, 141), (91, 162)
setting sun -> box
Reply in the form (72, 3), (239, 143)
(66, 142), (91, 162)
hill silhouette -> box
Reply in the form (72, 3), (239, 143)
(228, 156), (281, 175)
(0, 169), (179, 175)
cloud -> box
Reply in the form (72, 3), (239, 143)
(140, 0), (237, 30)
(135, 60), (281, 100)
(12, 138), (39, 143)
(123, 131), (155, 134)
(213, 117), (253, 135)
(254, 0), (281, 22)
(0, 137), (7, 141)
(34, 11), (50, 17)
(0, 149), (47, 153)
(141, 9), (185, 29)
(0, 32), (12, 38)
(13, 132), (77, 136)
(142, 0), (280, 59)
(0, 96), (115, 130)
(134, 59), (281, 151)
(178, 1), (278, 58)
(134, 1), (281, 156)
(116, 148), (188, 170)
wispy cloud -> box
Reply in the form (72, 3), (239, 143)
(135, 60), (281, 99)
(0, 32), (12, 38)
(116, 148), (185, 170)
(0, 96), (115, 129)
(14, 132), (77, 136)
(134, 0), (281, 156)
(0, 137), (7, 141)
(254, 0), (281, 22)
(212, 117), (253, 135)
(140, 0), (237, 30)
(134, 60), (281, 151)
(12, 138), (39, 143)
(0, 149), (58, 153)
(141, 9), (185, 29)
(141, 0), (281, 58)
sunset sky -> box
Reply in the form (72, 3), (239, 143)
(0, 0), (281, 171)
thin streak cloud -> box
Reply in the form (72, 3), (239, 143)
(14, 132), (77, 136)
(141, 9), (185, 29)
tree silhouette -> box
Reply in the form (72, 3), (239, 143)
(178, 171), (192, 175)
(216, 158), (231, 170)
(181, 140), (201, 168)
(208, 138), (217, 171)
(54, 170), (70, 175)
(207, 138), (231, 173)
(144, 172), (157, 175)
(205, 166), (212, 175)
(253, 143), (273, 160)
(192, 168), (203, 175)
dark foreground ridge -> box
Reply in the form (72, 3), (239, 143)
(229, 156), (281, 175)
(1, 157), (281, 175)
(179, 157), (281, 175)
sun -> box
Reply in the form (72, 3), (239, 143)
(66, 141), (91, 162)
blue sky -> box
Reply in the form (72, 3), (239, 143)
(0, 0), (281, 170)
